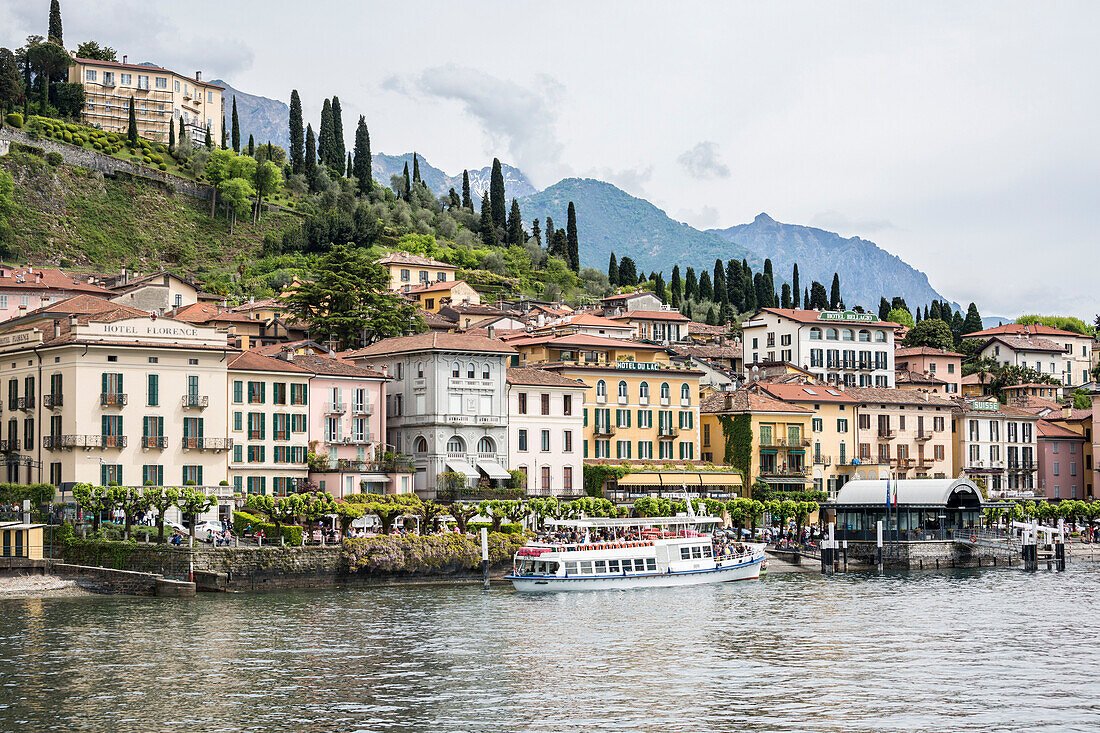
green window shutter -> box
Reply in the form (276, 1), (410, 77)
(260, 382), (266, 403)
(583, 408), (588, 427)
(197, 418), (204, 438)
(583, 441), (588, 458)
(101, 414), (108, 435)
(117, 373), (123, 393)
(616, 441), (621, 459)
(100, 464), (107, 485)
(142, 416), (149, 437)
(260, 413), (266, 439)
(101, 372), (108, 394)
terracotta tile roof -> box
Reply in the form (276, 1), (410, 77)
(107, 270), (197, 294)
(404, 279), (472, 295)
(894, 346), (964, 358)
(506, 333), (666, 350)
(984, 334), (1067, 353)
(1003, 383), (1062, 390)
(894, 369), (947, 385)
(966, 323), (1089, 339)
(687, 322), (731, 335)
(25, 293), (146, 318)
(72, 57), (225, 88)
(755, 382), (858, 404)
(556, 313), (633, 329)
(748, 307), (898, 329)
(169, 302), (253, 324)
(1037, 420), (1086, 440)
(252, 339), (330, 356)
(462, 327), (526, 338)
(0, 266), (112, 295)
(441, 303), (507, 316)
(845, 386), (956, 407)
(961, 373), (990, 385)
(1046, 408), (1094, 422)
(378, 251), (457, 269)
(612, 310), (691, 322)
(669, 344), (743, 360)
(227, 351), (312, 374)
(701, 390), (812, 414)
(344, 332), (516, 357)
(600, 291), (656, 302)
(229, 298), (282, 313)
(286, 354), (387, 379)
(506, 367), (587, 388)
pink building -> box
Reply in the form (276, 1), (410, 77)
(1037, 419), (1087, 500)
(894, 346), (964, 395)
(0, 266), (114, 321)
(293, 355), (411, 498)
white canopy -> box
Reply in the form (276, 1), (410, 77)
(833, 478), (983, 507)
(445, 459), (478, 479)
(477, 460), (511, 480)
(546, 516), (722, 528)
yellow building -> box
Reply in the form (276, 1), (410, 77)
(700, 390), (812, 493)
(68, 52), (223, 145)
(509, 334), (702, 462)
(405, 280), (481, 313)
(378, 252), (459, 292)
(0, 522), (45, 560)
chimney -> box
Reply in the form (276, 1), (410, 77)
(487, 325), (495, 339)
(195, 71), (202, 82)
(123, 55), (128, 65)
(35, 271), (42, 284)
(53, 320), (61, 339)
(17, 305), (26, 317)
(1062, 405), (1071, 419)
(381, 364), (389, 377)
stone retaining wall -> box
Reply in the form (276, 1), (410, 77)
(51, 563), (161, 595)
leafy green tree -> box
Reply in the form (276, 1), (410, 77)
(566, 201), (579, 271)
(1017, 314), (1094, 335)
(530, 218), (541, 247)
(289, 89), (303, 174)
(252, 160), (282, 223)
(367, 500), (407, 534)
(176, 488), (217, 540)
(126, 95), (138, 145)
(886, 307), (914, 328)
(73, 483), (109, 532)
(231, 96), (240, 152)
(280, 243), (422, 348)
(449, 503), (479, 533)
(218, 176), (256, 234)
(299, 491), (337, 541)
(74, 40), (114, 61)
(490, 158), (506, 230)
(0, 48), (22, 115)
(829, 273), (842, 309)
(879, 297), (891, 321)
(331, 96), (345, 174)
(903, 318), (954, 351)
(204, 126), (212, 149)
(203, 148), (235, 217)
(145, 486), (180, 543)
(352, 114), (372, 195)
(333, 500), (365, 537)
(304, 123), (318, 191)
(48, 0), (63, 44)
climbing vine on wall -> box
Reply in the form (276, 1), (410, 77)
(718, 414), (753, 488)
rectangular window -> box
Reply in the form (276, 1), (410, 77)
(142, 465), (164, 486)
(85, 69), (97, 82)
(563, 394), (572, 415)
(247, 381), (265, 404)
(290, 383), (307, 405)
(541, 393), (550, 415)
(837, 418), (848, 433)
(518, 393), (527, 414)
(247, 412), (266, 440)
(563, 430), (573, 452)
(233, 411), (243, 431)
(518, 429), (528, 451)
(100, 464), (122, 486)
(541, 429), (551, 452)
(156, 76), (167, 88)
(273, 382), (287, 405)
(233, 381), (243, 403)
(182, 465), (203, 485)
(233, 444), (242, 463)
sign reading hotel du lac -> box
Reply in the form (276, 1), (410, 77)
(817, 310), (878, 323)
(616, 361), (661, 370)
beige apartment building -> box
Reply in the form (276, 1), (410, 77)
(227, 352), (311, 497)
(68, 52), (224, 145)
(846, 387), (956, 481)
(0, 298), (234, 504)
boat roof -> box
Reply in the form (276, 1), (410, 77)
(545, 516), (722, 528)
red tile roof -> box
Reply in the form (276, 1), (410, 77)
(227, 351), (311, 374)
(169, 302), (253, 323)
(894, 369), (947, 385)
(612, 310), (691, 322)
(755, 382), (858, 404)
(0, 266), (112, 295)
(286, 354), (387, 379)
(1037, 420), (1086, 440)
(984, 334), (1067, 353)
(506, 367), (587, 388)
(344, 332), (516, 357)
(845, 386), (956, 407)
(404, 279), (472, 295)
(748, 308), (898, 328)
(506, 333), (666, 350)
(669, 344), (743, 360)
(966, 323), (1089, 339)
(701, 390), (813, 414)
(378, 251), (457, 269)
(894, 346), (964, 358)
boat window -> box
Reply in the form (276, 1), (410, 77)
(691, 546), (703, 559)
(646, 559), (657, 571)
(680, 547), (691, 560)
(607, 559), (620, 573)
(702, 546), (713, 557)
(580, 561), (593, 574)
(594, 560), (607, 574)
(630, 559), (644, 572)
(565, 562), (578, 575)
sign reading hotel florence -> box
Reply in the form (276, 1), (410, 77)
(0, 329), (42, 352)
(817, 310), (877, 323)
(77, 318), (228, 347)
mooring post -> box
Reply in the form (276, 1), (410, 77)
(481, 527), (490, 589)
(842, 540), (848, 572)
(876, 520), (883, 572)
(1055, 518), (1066, 571)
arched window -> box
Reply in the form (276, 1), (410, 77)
(639, 381), (650, 399)
(809, 327), (822, 340)
(482, 363), (490, 379)
(660, 382), (670, 400)
(874, 330), (887, 343)
(618, 380), (628, 398)
(681, 383), (691, 403)
(414, 436), (428, 453)
(842, 329), (854, 341)
(858, 329), (870, 342)
(452, 361), (460, 378)
(596, 380), (607, 397)
(826, 328), (838, 340)
(447, 436), (466, 453)
(467, 362), (475, 379)
(417, 361), (424, 378)
(477, 436), (496, 454)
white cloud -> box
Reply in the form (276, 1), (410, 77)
(810, 210), (896, 235)
(676, 205), (721, 229)
(585, 165), (653, 196)
(677, 141), (730, 180)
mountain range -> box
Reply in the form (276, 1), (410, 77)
(220, 79), (956, 311)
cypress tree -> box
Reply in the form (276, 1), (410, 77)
(809, 281), (829, 310)
(879, 297), (890, 321)
(289, 90), (304, 174)
(247, 134), (254, 157)
(352, 115), (372, 195)
(221, 116), (227, 149)
(178, 115), (184, 144)
(412, 153), (421, 183)
(698, 270), (713, 301)
(462, 170), (472, 210)
(762, 271), (776, 308)
(489, 158), (506, 230)
(719, 301), (732, 326)
(479, 193), (496, 245)
(48, 0), (63, 44)
(804, 288), (810, 309)
(566, 201), (579, 272)
(231, 96), (240, 152)
(507, 198), (523, 245)
(618, 257), (637, 286)
(929, 300), (942, 321)
(670, 265), (682, 307)
(781, 283), (792, 309)
(753, 272), (766, 309)
(726, 260), (741, 310)
(963, 303), (983, 334)
(792, 264), (800, 307)
(550, 229), (568, 262)
(331, 96), (345, 175)
(401, 162), (411, 200)
(319, 98), (334, 167)
(684, 267), (697, 302)
(915, 308), (922, 323)
(742, 272), (757, 313)
(168, 118), (175, 153)
(951, 310), (965, 344)
(654, 273), (667, 302)
(829, 273), (842, 309)
(706, 305), (718, 326)
(713, 259), (727, 304)
(127, 96), (137, 146)
(764, 258), (773, 278)
(531, 219), (542, 247)
(891, 296), (908, 313)
(608, 253), (619, 284)
(347, 153), (353, 178)
(204, 126), (212, 149)
(304, 123), (318, 191)
(545, 216), (554, 251)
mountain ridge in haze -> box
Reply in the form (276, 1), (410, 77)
(371, 153), (536, 201)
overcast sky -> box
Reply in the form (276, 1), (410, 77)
(4, 0), (1097, 318)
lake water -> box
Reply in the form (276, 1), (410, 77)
(1, 565), (1098, 732)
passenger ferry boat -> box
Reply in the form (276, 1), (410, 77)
(507, 514), (766, 593)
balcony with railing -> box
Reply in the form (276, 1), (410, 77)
(813, 454), (832, 466)
(915, 430), (933, 441)
(46, 434), (128, 449)
(326, 401), (347, 414)
(593, 424), (616, 437)
(657, 425), (680, 438)
(16, 396), (34, 412)
(891, 457), (914, 469)
(44, 394), (63, 409)
(352, 402), (373, 415)
(760, 465), (811, 478)
(181, 437), (233, 452)
(141, 436), (168, 449)
(100, 392), (128, 407)
(1007, 461), (1037, 472)
(181, 394), (209, 409)
(877, 429), (896, 440)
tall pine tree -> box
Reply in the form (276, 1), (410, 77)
(670, 265), (682, 307)
(878, 297), (891, 321)
(168, 117), (175, 153)
(489, 158), (506, 230)
(247, 134), (254, 157)
(352, 115), (371, 195)
(726, 260), (741, 310)
(699, 271), (713, 301)
(530, 219), (542, 247)
(221, 116), (227, 149)
(231, 96), (240, 152)
(781, 283), (792, 309)
(331, 96), (345, 175)
(618, 257), (637, 286)
(289, 90), (304, 174)
(318, 98), (334, 168)
(401, 162), (411, 200)
(963, 303), (983, 334)
(461, 170), (472, 210)
(127, 96), (137, 145)
(566, 201), (579, 272)
(412, 153), (421, 182)
(347, 153), (352, 178)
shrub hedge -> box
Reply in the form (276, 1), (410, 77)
(232, 510), (303, 545)
(343, 531), (526, 574)
(5, 113), (22, 128)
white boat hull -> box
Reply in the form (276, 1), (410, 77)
(508, 553), (764, 593)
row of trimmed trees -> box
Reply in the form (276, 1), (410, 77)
(72, 484), (217, 542)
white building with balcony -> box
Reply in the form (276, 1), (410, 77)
(506, 368), (586, 497)
(951, 399), (1039, 493)
(346, 333), (516, 499)
(741, 308), (898, 387)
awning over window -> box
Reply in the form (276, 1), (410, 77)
(445, 459), (478, 479)
(477, 460), (511, 480)
(615, 472), (742, 487)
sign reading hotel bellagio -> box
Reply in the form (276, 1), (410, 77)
(817, 310), (878, 323)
